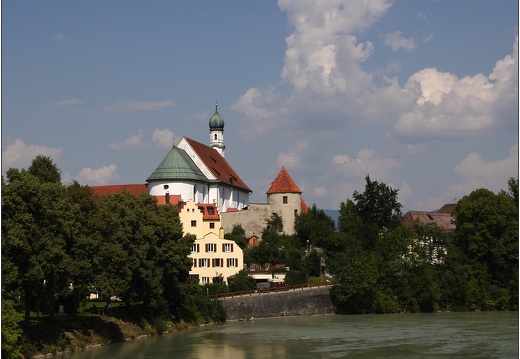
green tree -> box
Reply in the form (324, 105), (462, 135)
(329, 248), (378, 314)
(28, 155), (61, 183)
(453, 188), (518, 287)
(63, 181), (98, 315)
(1, 299), (23, 359)
(294, 204), (335, 248)
(265, 213), (284, 235)
(353, 175), (402, 229)
(2, 164), (72, 326)
(91, 191), (192, 318)
(225, 224), (248, 249)
(228, 270), (256, 292)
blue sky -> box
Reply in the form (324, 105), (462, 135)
(2, 0), (518, 212)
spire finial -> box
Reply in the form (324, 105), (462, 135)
(215, 100), (218, 112)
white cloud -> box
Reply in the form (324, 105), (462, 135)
(78, 164), (118, 185)
(332, 148), (401, 179)
(452, 143), (518, 189)
(395, 36), (518, 138)
(104, 100), (175, 112)
(382, 31), (416, 52)
(2, 138), (63, 169)
(277, 138), (310, 169)
(109, 130), (147, 151)
(233, 2), (517, 145)
(52, 99), (83, 109)
(53, 33), (66, 42)
(151, 128), (176, 150)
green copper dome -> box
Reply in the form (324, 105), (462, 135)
(147, 145), (207, 182)
(209, 104), (224, 129)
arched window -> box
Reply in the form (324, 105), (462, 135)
(214, 134), (218, 140)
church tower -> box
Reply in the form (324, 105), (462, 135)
(209, 103), (225, 157)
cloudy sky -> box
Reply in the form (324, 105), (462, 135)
(3, 0), (518, 212)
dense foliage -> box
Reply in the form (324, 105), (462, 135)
(328, 176), (518, 314)
(1, 157), (224, 358)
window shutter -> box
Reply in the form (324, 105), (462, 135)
(198, 259), (201, 267)
(205, 243), (208, 252)
(222, 243), (225, 252)
(231, 243), (234, 252)
(226, 258), (230, 267)
(193, 258), (197, 267)
(212, 258), (215, 267)
(197, 244), (200, 252)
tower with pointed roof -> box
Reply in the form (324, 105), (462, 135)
(209, 103), (225, 157)
(266, 166), (306, 235)
(221, 166), (307, 238)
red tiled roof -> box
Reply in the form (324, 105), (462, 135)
(197, 203), (220, 220)
(437, 203), (456, 214)
(91, 184), (149, 199)
(300, 198), (308, 214)
(183, 137), (251, 192)
(267, 167), (301, 194)
(402, 210), (455, 232)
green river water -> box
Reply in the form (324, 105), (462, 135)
(64, 311), (518, 359)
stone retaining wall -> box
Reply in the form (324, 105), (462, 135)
(220, 286), (336, 321)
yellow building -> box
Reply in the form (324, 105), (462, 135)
(179, 200), (243, 285)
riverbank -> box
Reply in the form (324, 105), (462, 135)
(25, 315), (212, 358)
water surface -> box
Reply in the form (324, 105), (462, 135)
(65, 311), (518, 359)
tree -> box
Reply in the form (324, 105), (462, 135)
(63, 181), (98, 315)
(265, 213), (284, 235)
(294, 204), (335, 248)
(453, 188), (518, 287)
(2, 164), (72, 326)
(339, 176), (403, 251)
(451, 187), (518, 309)
(28, 155), (61, 183)
(225, 224), (248, 249)
(228, 270), (256, 292)
(353, 175), (402, 229)
(1, 299), (23, 359)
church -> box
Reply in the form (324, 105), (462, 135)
(146, 105), (251, 212)
(90, 105), (307, 284)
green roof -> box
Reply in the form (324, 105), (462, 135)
(209, 106), (224, 129)
(147, 146), (208, 182)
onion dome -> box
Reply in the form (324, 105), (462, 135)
(209, 104), (225, 129)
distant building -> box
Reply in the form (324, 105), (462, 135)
(221, 166), (308, 239)
(402, 204), (456, 232)
(180, 200), (243, 285)
(402, 204), (456, 264)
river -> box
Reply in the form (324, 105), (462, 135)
(64, 311), (518, 359)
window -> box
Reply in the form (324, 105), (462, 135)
(192, 258), (197, 267)
(209, 222), (215, 229)
(294, 209), (298, 217)
(206, 243), (216, 252)
(227, 258), (238, 268)
(208, 207), (214, 215)
(191, 244), (200, 253)
(191, 220), (197, 227)
(199, 258), (210, 267)
(223, 243), (233, 253)
(212, 258), (223, 267)
(283, 196), (288, 204)
(201, 277), (210, 285)
(214, 134), (217, 140)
